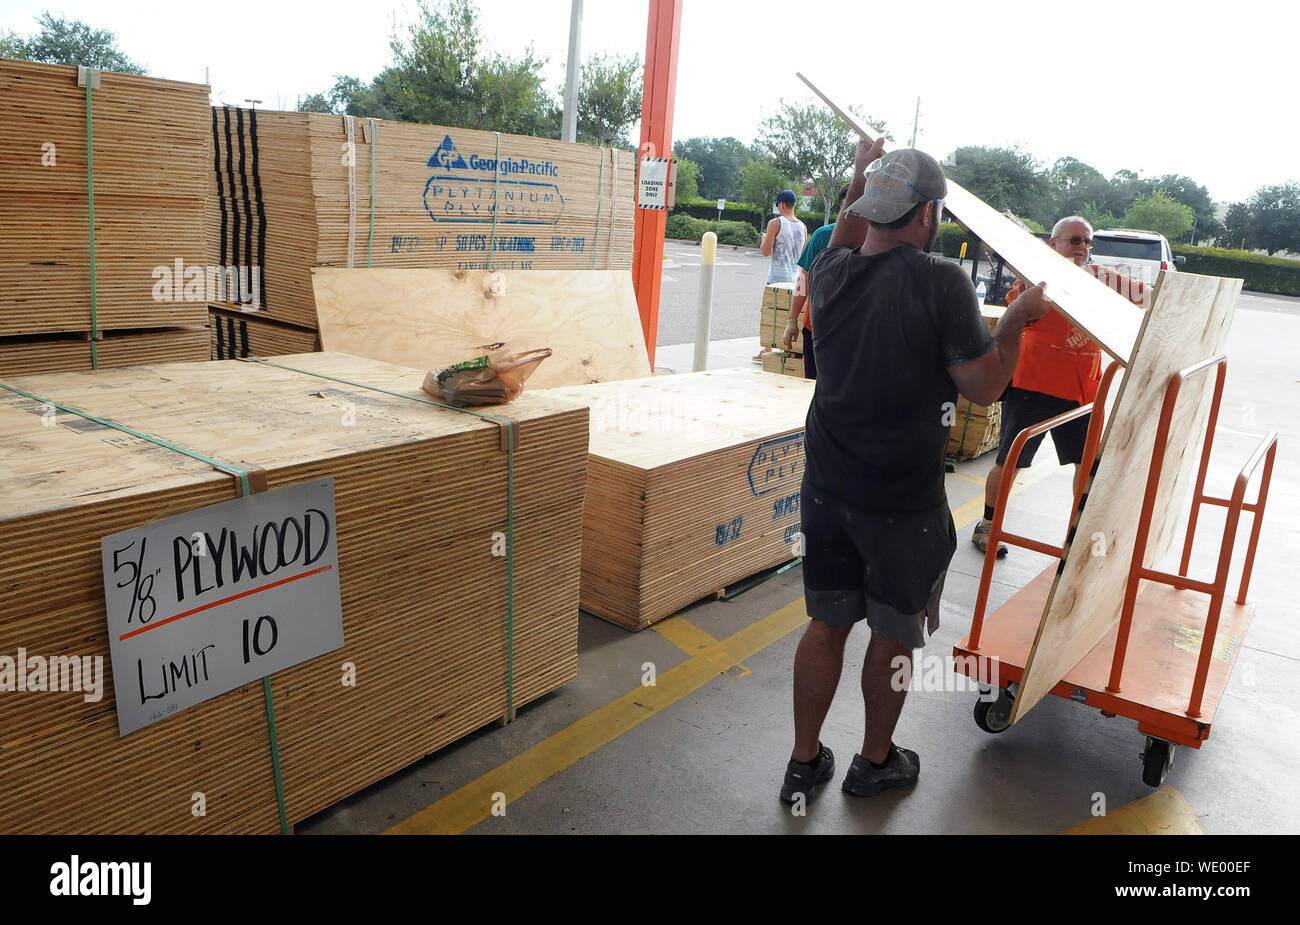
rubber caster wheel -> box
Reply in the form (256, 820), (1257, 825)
(1141, 736), (1174, 787)
(973, 686), (1015, 733)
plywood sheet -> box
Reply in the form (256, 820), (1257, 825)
(796, 73), (1143, 363)
(312, 267), (650, 389)
(1010, 272), (1241, 721)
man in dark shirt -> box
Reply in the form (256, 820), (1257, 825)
(780, 139), (1050, 804)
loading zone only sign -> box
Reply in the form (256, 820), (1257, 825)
(100, 478), (345, 736)
(638, 157), (671, 209)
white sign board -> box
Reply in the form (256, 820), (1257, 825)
(100, 478), (345, 736)
(717, 198), (726, 212)
(638, 156), (670, 210)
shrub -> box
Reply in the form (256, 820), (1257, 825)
(1173, 244), (1300, 296)
(936, 222), (976, 258)
(716, 220), (759, 246)
(665, 213), (711, 241)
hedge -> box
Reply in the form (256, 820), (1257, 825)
(1173, 245), (1300, 296)
(664, 214), (761, 247)
(671, 197), (828, 236)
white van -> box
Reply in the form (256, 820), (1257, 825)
(1090, 229), (1186, 286)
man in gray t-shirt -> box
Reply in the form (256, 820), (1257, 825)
(760, 189), (807, 284)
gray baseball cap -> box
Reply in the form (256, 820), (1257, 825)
(845, 149), (947, 224)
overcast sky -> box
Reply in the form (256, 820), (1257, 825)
(4, 0), (1292, 203)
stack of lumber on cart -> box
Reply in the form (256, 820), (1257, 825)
(0, 58), (210, 374)
(761, 351), (804, 378)
(947, 306), (1008, 460)
(206, 106), (636, 344)
(539, 368), (814, 630)
(311, 267), (649, 388)
(758, 282), (801, 353)
(947, 399), (1001, 460)
(0, 352), (588, 833)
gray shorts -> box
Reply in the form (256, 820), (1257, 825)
(800, 477), (955, 649)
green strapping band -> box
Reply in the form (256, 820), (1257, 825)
(242, 358), (520, 722)
(84, 76), (99, 369)
(0, 378), (292, 835)
(590, 148), (605, 269)
(488, 132), (502, 271)
(367, 118), (376, 268)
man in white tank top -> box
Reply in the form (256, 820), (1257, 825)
(761, 189), (808, 284)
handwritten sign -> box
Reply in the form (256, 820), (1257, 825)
(100, 479), (344, 736)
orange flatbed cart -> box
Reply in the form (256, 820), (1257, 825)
(953, 356), (1277, 785)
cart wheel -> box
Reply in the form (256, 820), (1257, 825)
(1141, 737), (1174, 787)
(973, 687), (1015, 734)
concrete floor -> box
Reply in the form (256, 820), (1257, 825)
(299, 292), (1300, 836)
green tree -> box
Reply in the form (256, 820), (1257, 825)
(296, 74), (400, 120)
(1136, 174), (1219, 243)
(1122, 190), (1195, 241)
(1246, 183), (1300, 256)
(1046, 156), (1111, 222)
(1, 12), (145, 74)
(301, 0), (553, 134)
(1081, 203), (1121, 233)
(1220, 201), (1252, 250)
(575, 53), (641, 146)
(761, 100), (882, 224)
(946, 146), (1050, 221)
(674, 156), (700, 202)
(1103, 168), (1143, 219)
(673, 136), (757, 200)
(738, 159), (797, 220)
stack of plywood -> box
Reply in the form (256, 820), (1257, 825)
(758, 282), (801, 353)
(209, 307), (318, 361)
(0, 58), (210, 373)
(0, 351), (587, 833)
(947, 399), (1001, 460)
(540, 368), (814, 631)
(206, 106), (636, 350)
(947, 305), (1007, 460)
(761, 351), (805, 379)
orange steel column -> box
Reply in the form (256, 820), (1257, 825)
(632, 0), (683, 369)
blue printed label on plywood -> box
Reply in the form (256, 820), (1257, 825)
(423, 177), (565, 226)
(748, 433), (804, 497)
(427, 135), (470, 171)
(424, 134), (566, 226)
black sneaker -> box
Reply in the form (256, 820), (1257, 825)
(842, 744), (920, 797)
(779, 743), (835, 804)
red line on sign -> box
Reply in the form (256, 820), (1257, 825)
(118, 564), (335, 641)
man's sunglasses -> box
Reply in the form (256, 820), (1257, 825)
(1063, 234), (1093, 247)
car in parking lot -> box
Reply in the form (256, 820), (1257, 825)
(1090, 228), (1186, 286)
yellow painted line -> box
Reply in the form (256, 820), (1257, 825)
(652, 614), (720, 653)
(951, 460), (1060, 531)
(386, 598), (809, 835)
(653, 615), (751, 676)
(1060, 787), (1205, 835)
(948, 470), (987, 487)
(387, 458), (1068, 836)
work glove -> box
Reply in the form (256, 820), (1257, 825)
(781, 317), (801, 350)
